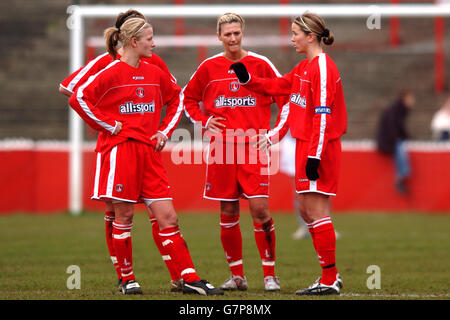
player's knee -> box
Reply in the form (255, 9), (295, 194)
(300, 207), (327, 224)
(250, 204), (269, 223)
(220, 201), (239, 216)
(157, 208), (179, 229)
(115, 211), (134, 225)
(112, 202), (134, 224)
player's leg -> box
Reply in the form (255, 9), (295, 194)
(112, 201), (142, 294)
(248, 197), (279, 291)
(103, 201), (122, 289)
(149, 199), (223, 295)
(295, 193), (341, 295)
(92, 145), (142, 293)
(219, 200), (247, 291)
(294, 139), (342, 295)
(290, 177), (310, 240)
(203, 143), (242, 291)
(146, 206), (182, 291)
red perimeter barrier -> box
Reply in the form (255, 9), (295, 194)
(0, 141), (449, 214)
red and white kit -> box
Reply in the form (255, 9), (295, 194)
(60, 52), (176, 94)
(183, 52), (289, 200)
(244, 52), (347, 195)
(69, 60), (183, 203)
(60, 52), (178, 192)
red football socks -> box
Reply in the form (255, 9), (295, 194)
(254, 218), (276, 277)
(309, 216), (338, 285)
(104, 211), (122, 280)
(220, 214), (244, 277)
(149, 218), (180, 281)
(158, 226), (201, 283)
(112, 221), (135, 283)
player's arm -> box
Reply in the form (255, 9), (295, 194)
(266, 102), (290, 145)
(266, 63), (291, 145)
(253, 62), (290, 150)
(157, 72), (183, 140)
(68, 70), (119, 135)
(230, 62), (293, 97)
(59, 86), (72, 97)
(183, 68), (223, 130)
(306, 57), (336, 180)
(59, 52), (111, 97)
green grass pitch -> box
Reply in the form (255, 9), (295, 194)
(0, 211), (449, 300)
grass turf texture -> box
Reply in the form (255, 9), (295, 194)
(0, 212), (449, 300)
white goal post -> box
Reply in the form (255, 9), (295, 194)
(66, 3), (450, 215)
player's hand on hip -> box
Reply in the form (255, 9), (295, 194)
(305, 158), (320, 180)
(229, 62), (250, 83)
(207, 117), (226, 133)
(112, 121), (122, 135)
(251, 134), (271, 151)
(150, 132), (168, 152)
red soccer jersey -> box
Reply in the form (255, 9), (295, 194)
(183, 52), (289, 142)
(244, 52), (347, 159)
(69, 60), (182, 153)
(60, 52), (176, 94)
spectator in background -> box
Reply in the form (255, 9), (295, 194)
(431, 96), (450, 141)
(376, 90), (416, 194)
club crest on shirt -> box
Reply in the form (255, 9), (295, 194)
(290, 93), (306, 108)
(136, 87), (145, 98)
(229, 81), (240, 92)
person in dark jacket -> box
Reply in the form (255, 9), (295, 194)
(376, 90), (415, 194)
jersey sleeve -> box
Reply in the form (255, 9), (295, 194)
(68, 62), (119, 134)
(157, 71), (183, 138)
(242, 68), (294, 97)
(266, 102), (290, 144)
(260, 61), (290, 144)
(60, 52), (112, 95)
(308, 55), (336, 159)
(183, 66), (213, 128)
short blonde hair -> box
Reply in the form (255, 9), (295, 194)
(104, 17), (151, 59)
(217, 12), (245, 34)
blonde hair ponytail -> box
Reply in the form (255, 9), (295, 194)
(104, 17), (151, 58)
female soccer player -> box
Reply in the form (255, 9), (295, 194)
(183, 13), (289, 291)
(230, 12), (347, 295)
(59, 10), (182, 293)
(69, 16), (223, 296)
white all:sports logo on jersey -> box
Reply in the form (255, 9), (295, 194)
(290, 93), (306, 108)
(119, 101), (155, 114)
(214, 95), (256, 109)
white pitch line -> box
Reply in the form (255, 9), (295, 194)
(341, 293), (450, 298)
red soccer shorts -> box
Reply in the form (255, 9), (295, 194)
(295, 138), (341, 196)
(92, 139), (172, 203)
(203, 141), (269, 201)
